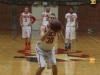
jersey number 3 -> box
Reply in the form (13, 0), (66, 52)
(46, 17), (48, 21)
(46, 37), (54, 44)
(46, 15), (49, 21)
(25, 18), (27, 22)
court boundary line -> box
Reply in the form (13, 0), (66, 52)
(13, 34), (19, 40)
(89, 36), (100, 42)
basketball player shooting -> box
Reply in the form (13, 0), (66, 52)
(35, 13), (64, 75)
(19, 7), (36, 50)
(65, 7), (78, 51)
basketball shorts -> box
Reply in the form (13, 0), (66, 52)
(22, 26), (31, 38)
(35, 44), (57, 68)
(65, 27), (76, 40)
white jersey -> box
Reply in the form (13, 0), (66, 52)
(38, 24), (56, 51)
(65, 13), (77, 27)
(22, 12), (31, 26)
(42, 12), (52, 26)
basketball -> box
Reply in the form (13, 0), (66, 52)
(50, 20), (62, 32)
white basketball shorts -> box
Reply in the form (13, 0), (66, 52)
(65, 27), (76, 40)
(35, 44), (57, 68)
(22, 26), (31, 38)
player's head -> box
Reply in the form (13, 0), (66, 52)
(69, 7), (74, 14)
(48, 13), (56, 24)
(24, 7), (29, 13)
(46, 5), (50, 12)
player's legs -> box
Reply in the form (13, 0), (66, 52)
(25, 38), (30, 50)
(35, 55), (46, 75)
(35, 67), (45, 75)
(35, 46), (46, 75)
(68, 39), (72, 50)
(22, 27), (28, 50)
(65, 27), (70, 50)
(70, 27), (76, 40)
(52, 65), (57, 75)
(48, 49), (57, 75)
(22, 27), (26, 38)
(26, 27), (31, 50)
(75, 30), (78, 41)
(69, 27), (76, 49)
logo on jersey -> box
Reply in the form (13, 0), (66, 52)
(44, 14), (49, 17)
(23, 15), (30, 18)
(46, 31), (56, 44)
(22, 14), (30, 22)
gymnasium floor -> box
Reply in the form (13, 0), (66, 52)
(0, 30), (100, 75)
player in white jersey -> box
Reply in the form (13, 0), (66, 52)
(39, 5), (52, 27)
(65, 7), (78, 51)
(35, 13), (64, 75)
(19, 7), (36, 50)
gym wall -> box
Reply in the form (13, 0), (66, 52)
(0, 2), (100, 33)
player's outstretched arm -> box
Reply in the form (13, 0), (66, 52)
(19, 13), (23, 27)
(40, 26), (51, 41)
(30, 14), (36, 24)
(75, 18), (79, 30)
(57, 30), (64, 43)
(65, 18), (67, 25)
(65, 18), (67, 24)
(28, 14), (36, 26)
(65, 14), (67, 26)
(39, 13), (44, 27)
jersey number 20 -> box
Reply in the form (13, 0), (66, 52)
(70, 17), (74, 22)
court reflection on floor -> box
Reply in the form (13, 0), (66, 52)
(65, 61), (75, 75)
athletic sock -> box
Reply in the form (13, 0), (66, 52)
(69, 43), (71, 47)
(26, 42), (27, 45)
(28, 42), (30, 46)
(25, 43), (27, 50)
(27, 42), (30, 50)
(65, 43), (69, 48)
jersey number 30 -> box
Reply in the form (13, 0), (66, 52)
(46, 37), (54, 44)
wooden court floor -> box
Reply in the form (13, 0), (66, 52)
(0, 30), (100, 75)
